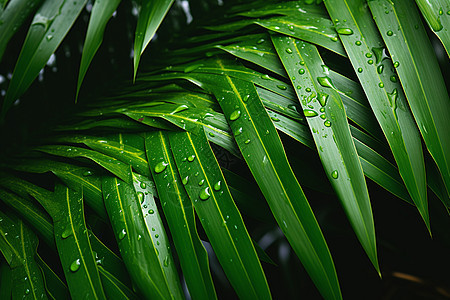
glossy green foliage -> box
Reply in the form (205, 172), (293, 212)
(0, 0), (449, 299)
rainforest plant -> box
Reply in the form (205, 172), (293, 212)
(0, 0), (449, 299)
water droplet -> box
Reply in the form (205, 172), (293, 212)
(367, 59), (374, 64)
(140, 182), (147, 189)
(439, 8), (443, 15)
(243, 94), (250, 102)
(288, 25), (295, 31)
(208, 132), (215, 137)
(318, 93), (328, 107)
(214, 181), (222, 191)
(378, 82), (384, 88)
(46, 35), (53, 41)
(365, 52), (373, 58)
(393, 61), (400, 68)
(137, 192), (144, 203)
(61, 228), (72, 239)
(300, 61), (305, 65)
(182, 176), (189, 185)
(119, 229), (127, 240)
(149, 209), (154, 214)
(355, 41), (361, 46)
(324, 120), (331, 127)
(320, 114), (327, 120)
(230, 110), (241, 121)
(234, 127), (243, 136)
(261, 74), (271, 80)
(390, 75), (397, 82)
(319, 107), (325, 113)
(171, 105), (189, 114)
(298, 69), (305, 75)
(372, 47), (386, 64)
(187, 155), (196, 162)
(199, 187), (211, 201)
(357, 67), (363, 73)
(330, 36), (339, 42)
(377, 64), (384, 74)
(317, 76), (335, 89)
(25, 289), (30, 295)
(271, 116), (280, 122)
(337, 28), (353, 35)
(244, 139), (251, 144)
(155, 161), (168, 173)
(387, 30), (393, 36)
(257, 38), (265, 44)
(277, 85), (287, 90)
(164, 256), (169, 267)
(70, 259), (81, 272)
(155, 234), (159, 238)
(305, 87), (312, 92)
(198, 179), (205, 186)
(184, 64), (203, 73)
(83, 170), (93, 176)
(388, 88), (398, 110)
(331, 170), (339, 179)
(303, 109), (318, 117)
(285, 48), (293, 54)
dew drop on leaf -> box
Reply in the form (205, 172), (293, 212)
(198, 179), (205, 186)
(199, 187), (211, 201)
(230, 110), (241, 121)
(234, 127), (243, 136)
(331, 170), (339, 179)
(337, 28), (353, 35)
(137, 192), (144, 203)
(83, 170), (93, 176)
(298, 68), (305, 75)
(320, 114), (326, 120)
(182, 176), (189, 185)
(377, 65), (384, 74)
(187, 154), (196, 162)
(70, 259), (81, 272)
(324, 120), (331, 127)
(285, 48), (293, 54)
(61, 228), (72, 239)
(318, 93), (328, 107)
(393, 61), (400, 68)
(140, 182), (147, 189)
(164, 256), (169, 267)
(155, 161), (168, 173)
(214, 181), (222, 191)
(119, 229), (127, 240)
(387, 30), (393, 36)
(277, 85), (287, 90)
(303, 109), (318, 117)
(317, 76), (335, 89)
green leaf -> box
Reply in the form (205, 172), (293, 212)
(0, 211), (48, 299)
(272, 35), (379, 272)
(2, 0), (87, 118)
(133, 0), (174, 80)
(98, 266), (139, 300)
(58, 135), (151, 178)
(36, 255), (70, 300)
(52, 185), (106, 300)
(415, 0), (450, 56)
(0, 187), (54, 248)
(0, 259), (12, 299)
(77, 0), (122, 99)
(0, 0), (44, 61)
(101, 174), (183, 299)
(145, 131), (217, 300)
(255, 14), (346, 56)
(35, 145), (132, 183)
(324, 0), (429, 230)
(185, 63), (342, 300)
(169, 129), (271, 299)
(369, 0), (450, 199)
